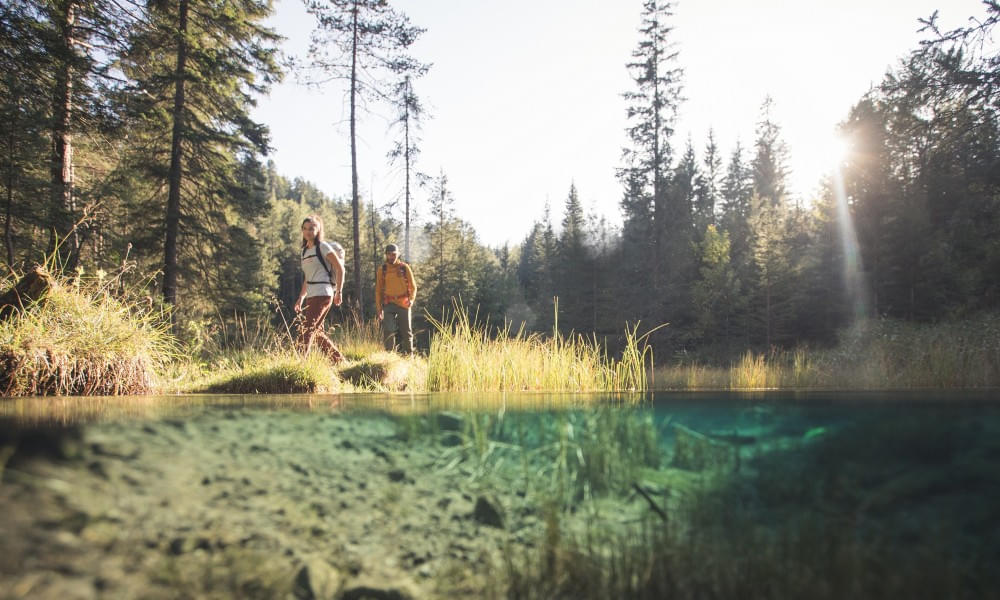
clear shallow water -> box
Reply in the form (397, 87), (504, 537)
(1, 391), (998, 598)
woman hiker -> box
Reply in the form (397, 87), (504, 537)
(295, 215), (346, 364)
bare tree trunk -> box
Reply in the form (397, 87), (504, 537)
(371, 188), (378, 287)
(163, 0), (189, 307)
(349, 2), (364, 315)
(50, 0), (78, 267)
(404, 90), (411, 260)
(5, 120), (15, 268)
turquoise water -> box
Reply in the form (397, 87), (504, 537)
(1, 391), (998, 598)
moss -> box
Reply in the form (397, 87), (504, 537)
(193, 353), (340, 394)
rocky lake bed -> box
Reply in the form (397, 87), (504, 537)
(1, 396), (998, 599)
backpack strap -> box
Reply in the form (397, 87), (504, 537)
(303, 244), (334, 284)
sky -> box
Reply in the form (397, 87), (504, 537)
(252, 0), (987, 247)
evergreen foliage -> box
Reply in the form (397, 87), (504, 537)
(1, 1), (998, 364)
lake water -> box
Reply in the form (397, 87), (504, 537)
(1, 391), (998, 599)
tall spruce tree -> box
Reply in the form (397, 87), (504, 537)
(619, 0), (684, 319)
(694, 129), (722, 237)
(1, 1), (52, 266)
(387, 74), (428, 261)
(6, 0), (136, 267)
(691, 224), (740, 350)
(121, 0), (281, 310)
(304, 0), (427, 315)
(555, 183), (590, 331)
(748, 98), (794, 346)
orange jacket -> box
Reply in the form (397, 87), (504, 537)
(375, 259), (417, 311)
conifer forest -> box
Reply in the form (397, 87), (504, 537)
(2, 0), (999, 359)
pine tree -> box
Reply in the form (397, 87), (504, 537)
(691, 224), (741, 350)
(752, 97), (790, 208)
(120, 0), (281, 310)
(3, 0), (136, 267)
(619, 0), (684, 314)
(303, 0), (428, 315)
(387, 74), (428, 262)
(694, 129), (722, 238)
(1, 1), (51, 266)
(672, 137), (699, 237)
(747, 98), (794, 347)
(555, 183), (590, 331)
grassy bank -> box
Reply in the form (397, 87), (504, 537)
(426, 310), (650, 392)
(654, 314), (1000, 390)
(5, 265), (998, 396)
(0, 267), (173, 396)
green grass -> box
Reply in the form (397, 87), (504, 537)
(496, 407), (995, 600)
(653, 314), (1000, 390)
(0, 265), (174, 396)
(165, 316), (427, 394)
(194, 351), (342, 394)
(425, 304), (652, 392)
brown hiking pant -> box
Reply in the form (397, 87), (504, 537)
(298, 296), (344, 363)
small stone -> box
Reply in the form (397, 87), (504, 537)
(340, 585), (413, 600)
(167, 537), (186, 555)
(473, 496), (505, 529)
(440, 433), (463, 447)
(387, 469), (406, 482)
(436, 412), (464, 431)
(87, 461), (108, 480)
(193, 537), (212, 552)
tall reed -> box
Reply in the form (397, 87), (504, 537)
(424, 302), (651, 392)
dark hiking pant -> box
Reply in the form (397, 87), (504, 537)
(382, 302), (414, 354)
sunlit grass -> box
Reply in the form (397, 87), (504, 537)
(330, 317), (384, 360)
(652, 314), (1000, 390)
(191, 350), (343, 394)
(424, 304), (652, 392)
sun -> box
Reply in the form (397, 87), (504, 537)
(790, 132), (855, 197)
(827, 134), (852, 168)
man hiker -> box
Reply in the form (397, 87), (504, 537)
(375, 243), (417, 354)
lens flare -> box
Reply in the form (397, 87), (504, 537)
(831, 163), (870, 322)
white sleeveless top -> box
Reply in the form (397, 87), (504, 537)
(302, 241), (340, 298)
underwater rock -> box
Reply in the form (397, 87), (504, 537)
(670, 424), (740, 473)
(340, 585), (414, 600)
(436, 412), (464, 432)
(167, 537), (187, 555)
(387, 468), (406, 482)
(292, 558), (341, 600)
(473, 495), (505, 529)
(439, 433), (463, 447)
